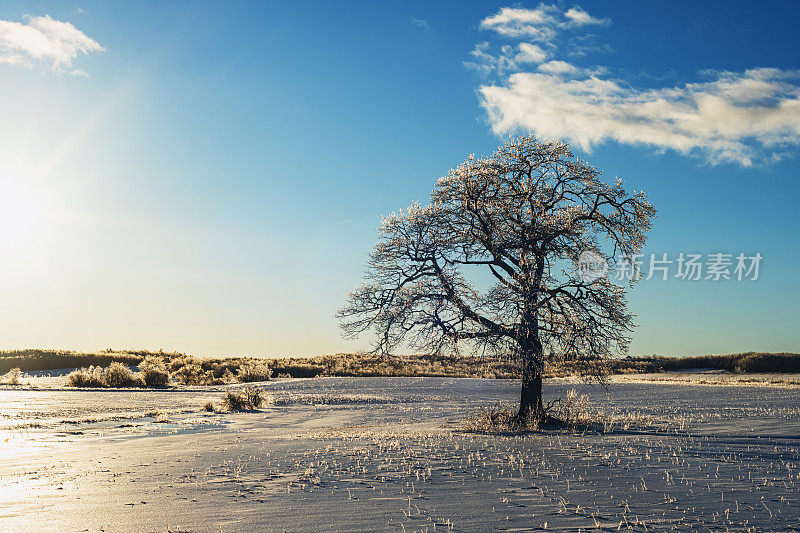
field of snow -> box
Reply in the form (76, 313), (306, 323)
(1, 376), (799, 531)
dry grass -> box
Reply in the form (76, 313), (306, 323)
(461, 404), (541, 434)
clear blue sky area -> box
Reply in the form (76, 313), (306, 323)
(0, 1), (797, 357)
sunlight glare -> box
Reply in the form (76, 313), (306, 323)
(0, 178), (49, 254)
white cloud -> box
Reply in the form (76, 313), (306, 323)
(0, 14), (103, 74)
(479, 4), (608, 41)
(515, 43), (548, 64)
(480, 5), (561, 40)
(470, 4), (800, 165)
(479, 68), (800, 166)
(538, 60), (579, 75)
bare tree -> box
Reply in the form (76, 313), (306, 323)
(338, 136), (656, 420)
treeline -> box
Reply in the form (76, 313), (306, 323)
(2, 349), (799, 378)
(608, 352), (800, 374)
(0, 349), (142, 373)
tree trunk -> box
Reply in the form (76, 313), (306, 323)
(518, 341), (544, 420)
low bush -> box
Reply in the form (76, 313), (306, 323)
(222, 386), (264, 411)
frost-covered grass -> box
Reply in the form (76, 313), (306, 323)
(461, 403), (541, 433)
(462, 389), (681, 435)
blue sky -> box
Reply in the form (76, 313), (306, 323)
(0, 1), (798, 357)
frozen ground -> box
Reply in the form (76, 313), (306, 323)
(1, 376), (799, 532)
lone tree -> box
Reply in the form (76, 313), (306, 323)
(338, 136), (656, 420)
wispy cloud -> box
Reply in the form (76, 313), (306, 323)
(470, 4), (800, 166)
(0, 14), (103, 75)
(410, 17), (432, 34)
(465, 41), (550, 77)
(479, 4), (607, 40)
(563, 7), (610, 28)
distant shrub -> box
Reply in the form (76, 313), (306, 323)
(172, 361), (204, 385)
(236, 361), (272, 383)
(140, 363), (170, 387)
(67, 363), (142, 388)
(222, 387), (264, 411)
(67, 366), (107, 388)
(203, 401), (216, 412)
(104, 362), (142, 388)
(4, 367), (22, 385)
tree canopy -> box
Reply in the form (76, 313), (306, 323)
(339, 136), (656, 418)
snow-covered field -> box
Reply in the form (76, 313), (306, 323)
(1, 376), (799, 531)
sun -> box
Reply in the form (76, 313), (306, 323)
(0, 178), (49, 253)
